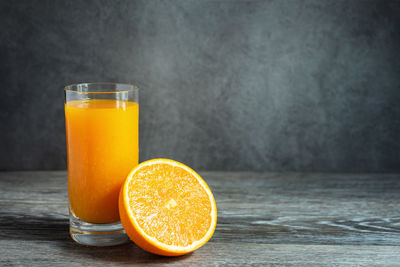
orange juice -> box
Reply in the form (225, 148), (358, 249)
(65, 99), (138, 224)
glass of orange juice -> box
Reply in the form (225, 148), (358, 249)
(64, 83), (139, 246)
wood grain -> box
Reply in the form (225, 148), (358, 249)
(1, 171), (400, 266)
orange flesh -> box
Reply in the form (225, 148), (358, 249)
(65, 99), (138, 223)
(127, 164), (213, 247)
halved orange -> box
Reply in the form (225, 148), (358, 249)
(119, 159), (217, 256)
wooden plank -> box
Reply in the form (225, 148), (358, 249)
(1, 172), (399, 245)
(1, 171), (400, 265)
(2, 201), (400, 246)
(0, 171), (68, 203)
(1, 240), (400, 266)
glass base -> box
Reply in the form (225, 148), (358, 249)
(70, 215), (129, 246)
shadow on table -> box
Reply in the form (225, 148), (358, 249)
(2, 214), (192, 264)
(58, 240), (192, 264)
(1, 213), (69, 241)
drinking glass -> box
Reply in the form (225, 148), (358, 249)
(64, 83), (139, 246)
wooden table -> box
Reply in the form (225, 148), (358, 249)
(1, 171), (400, 266)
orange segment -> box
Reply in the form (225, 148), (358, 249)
(119, 159), (217, 256)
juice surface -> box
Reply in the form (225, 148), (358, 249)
(65, 99), (139, 224)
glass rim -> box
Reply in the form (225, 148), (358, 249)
(64, 82), (139, 94)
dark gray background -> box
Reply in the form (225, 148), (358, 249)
(0, 0), (399, 172)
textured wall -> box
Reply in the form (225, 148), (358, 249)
(0, 0), (399, 171)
